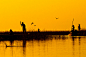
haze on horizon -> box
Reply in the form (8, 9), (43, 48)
(0, 0), (86, 31)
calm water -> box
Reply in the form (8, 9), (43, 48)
(0, 35), (86, 57)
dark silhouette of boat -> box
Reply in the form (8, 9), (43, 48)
(0, 31), (70, 40)
(0, 32), (48, 40)
(68, 30), (86, 36)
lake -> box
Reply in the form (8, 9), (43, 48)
(0, 35), (86, 57)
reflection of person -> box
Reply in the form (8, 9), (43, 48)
(78, 24), (81, 31)
(20, 21), (26, 32)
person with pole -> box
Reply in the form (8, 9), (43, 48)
(20, 21), (26, 32)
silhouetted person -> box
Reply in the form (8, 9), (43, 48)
(20, 21), (26, 32)
(31, 22), (34, 25)
(38, 28), (40, 32)
(72, 25), (75, 31)
(10, 29), (13, 35)
(78, 24), (81, 31)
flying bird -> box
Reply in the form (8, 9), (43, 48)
(31, 22), (34, 25)
(34, 25), (36, 26)
(55, 17), (59, 19)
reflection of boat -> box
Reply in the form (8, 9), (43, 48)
(6, 45), (23, 47)
(5, 43), (23, 47)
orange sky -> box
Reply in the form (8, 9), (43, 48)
(0, 0), (86, 31)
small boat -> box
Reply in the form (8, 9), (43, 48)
(68, 30), (86, 36)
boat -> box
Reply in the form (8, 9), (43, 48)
(0, 32), (48, 40)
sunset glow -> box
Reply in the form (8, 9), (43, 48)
(0, 0), (86, 31)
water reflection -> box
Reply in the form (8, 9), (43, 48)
(0, 35), (86, 57)
(72, 37), (81, 45)
(78, 37), (81, 45)
(71, 36), (82, 57)
(72, 37), (75, 45)
(23, 40), (26, 55)
(10, 40), (14, 46)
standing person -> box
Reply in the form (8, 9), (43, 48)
(10, 29), (13, 35)
(20, 21), (26, 32)
(78, 24), (81, 31)
(38, 28), (40, 32)
(72, 25), (75, 31)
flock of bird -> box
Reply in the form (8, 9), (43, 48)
(31, 22), (36, 26)
(31, 17), (59, 26)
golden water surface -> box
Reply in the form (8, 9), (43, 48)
(0, 35), (86, 57)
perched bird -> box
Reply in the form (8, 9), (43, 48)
(31, 22), (34, 25)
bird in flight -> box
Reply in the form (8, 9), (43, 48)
(31, 22), (34, 25)
(34, 25), (36, 26)
(55, 17), (59, 19)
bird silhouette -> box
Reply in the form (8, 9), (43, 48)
(34, 25), (36, 26)
(31, 22), (34, 25)
(55, 17), (59, 19)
